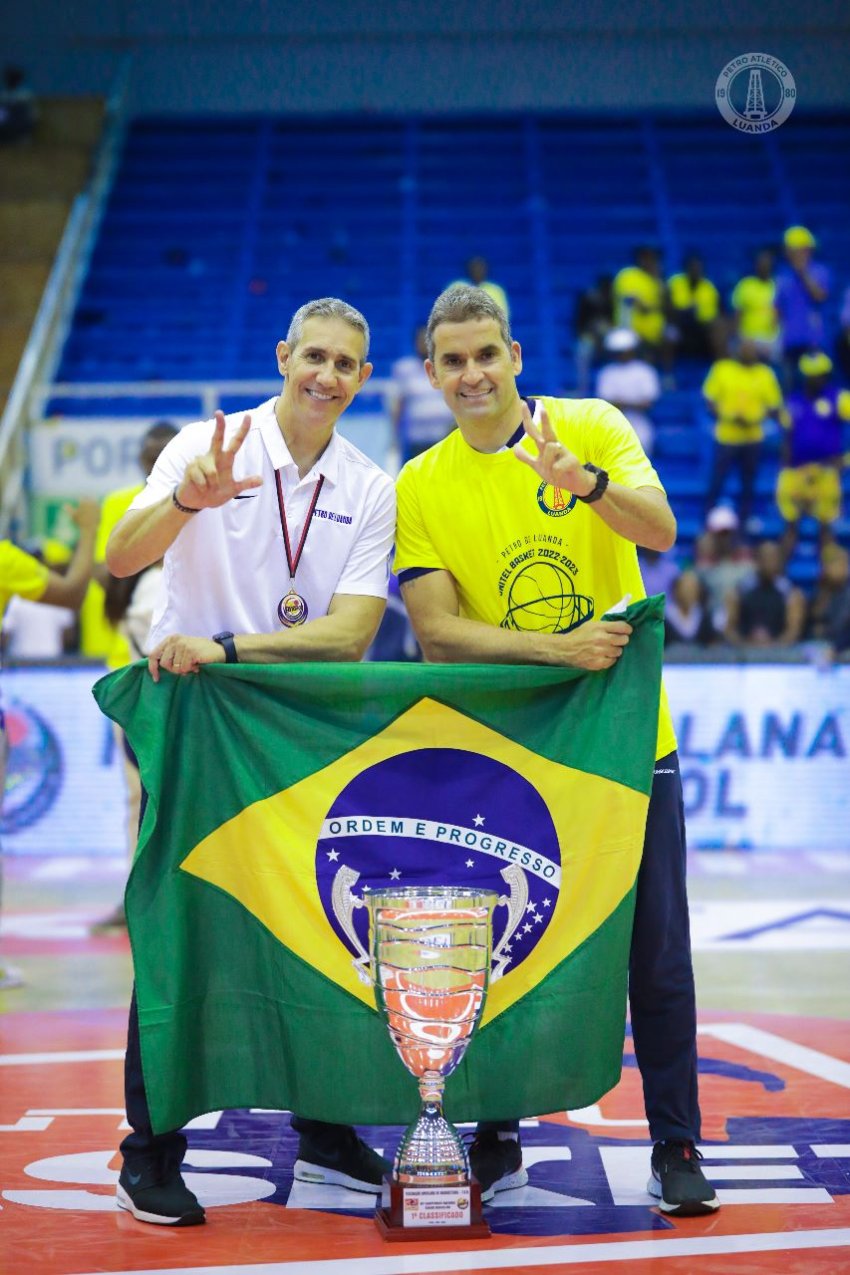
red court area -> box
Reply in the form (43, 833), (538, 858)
(2, 1006), (848, 1274)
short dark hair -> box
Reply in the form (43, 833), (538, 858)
(425, 285), (512, 362)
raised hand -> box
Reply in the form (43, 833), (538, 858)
(174, 411), (263, 510)
(513, 402), (595, 497)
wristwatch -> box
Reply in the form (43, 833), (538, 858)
(577, 463), (609, 504)
(212, 631), (239, 664)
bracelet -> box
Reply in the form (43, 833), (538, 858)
(172, 485), (200, 514)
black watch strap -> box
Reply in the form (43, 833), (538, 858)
(577, 463), (609, 504)
(212, 631), (238, 663)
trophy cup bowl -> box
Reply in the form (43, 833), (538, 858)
(367, 886), (498, 1240)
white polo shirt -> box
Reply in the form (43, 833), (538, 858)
(130, 398), (396, 646)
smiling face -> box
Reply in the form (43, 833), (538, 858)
(276, 316), (372, 425)
(425, 316), (522, 437)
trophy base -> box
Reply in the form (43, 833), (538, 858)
(374, 1177), (491, 1241)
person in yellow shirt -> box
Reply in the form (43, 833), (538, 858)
(1, 499), (98, 989)
(730, 249), (779, 358)
(702, 340), (784, 527)
(668, 253), (720, 361)
(452, 255), (510, 317)
(79, 422), (178, 665)
(395, 283), (719, 1219)
(613, 245), (667, 351)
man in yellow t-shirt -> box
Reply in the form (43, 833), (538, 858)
(613, 246), (666, 349)
(730, 249), (779, 357)
(79, 422), (178, 666)
(702, 341), (784, 527)
(668, 254), (720, 361)
(1, 500), (98, 990)
(395, 284), (719, 1220)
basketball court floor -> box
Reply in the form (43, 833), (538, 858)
(1, 847), (849, 1274)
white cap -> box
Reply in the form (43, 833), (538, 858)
(706, 506), (739, 533)
(604, 328), (639, 353)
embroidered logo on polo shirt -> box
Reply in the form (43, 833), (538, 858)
(314, 509), (353, 525)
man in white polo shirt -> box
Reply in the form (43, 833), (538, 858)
(107, 297), (395, 1227)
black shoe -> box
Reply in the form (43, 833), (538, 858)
(648, 1140), (720, 1216)
(293, 1126), (390, 1194)
(117, 1159), (205, 1226)
(468, 1132), (528, 1204)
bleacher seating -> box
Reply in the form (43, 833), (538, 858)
(52, 110), (850, 583)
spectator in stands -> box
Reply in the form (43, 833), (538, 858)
(2, 540), (77, 658)
(731, 248), (779, 361)
(806, 542), (850, 655)
(664, 569), (719, 648)
(725, 539), (805, 648)
(0, 501), (98, 990)
(835, 284), (850, 384)
(695, 506), (755, 630)
(638, 546), (680, 600)
(82, 422), (177, 934)
(668, 253), (721, 362)
(0, 64), (37, 143)
(702, 339), (784, 529)
(454, 256), (509, 316)
(613, 245), (667, 360)
(80, 422), (178, 664)
(775, 226), (830, 383)
(777, 352), (850, 560)
(573, 272), (615, 394)
(386, 326), (454, 466)
(595, 328), (661, 454)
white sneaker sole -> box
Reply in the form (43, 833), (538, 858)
(480, 1167), (529, 1204)
(293, 1158), (383, 1194)
(647, 1174), (720, 1215)
(116, 1183), (205, 1225)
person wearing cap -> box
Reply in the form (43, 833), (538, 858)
(775, 227), (830, 382)
(731, 249), (779, 360)
(667, 254), (721, 362)
(776, 352), (850, 560)
(702, 339), (784, 528)
(695, 506), (755, 629)
(595, 328), (661, 454)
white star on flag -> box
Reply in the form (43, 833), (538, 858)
(465, 859), (475, 868)
(389, 868), (401, 880)
(473, 814), (485, 827)
(543, 899), (552, 907)
(525, 902), (536, 914)
(327, 849), (339, 862)
(522, 923), (533, 934)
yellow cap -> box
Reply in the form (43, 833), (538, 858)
(784, 225), (816, 249)
(798, 352), (833, 377)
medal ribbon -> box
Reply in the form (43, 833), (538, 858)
(274, 469), (325, 585)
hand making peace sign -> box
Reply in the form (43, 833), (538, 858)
(512, 401), (596, 498)
(174, 411), (263, 510)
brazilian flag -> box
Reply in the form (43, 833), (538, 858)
(94, 597), (663, 1135)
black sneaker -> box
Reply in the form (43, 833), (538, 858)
(468, 1132), (528, 1204)
(294, 1126), (390, 1193)
(648, 1140), (720, 1216)
(117, 1159), (205, 1226)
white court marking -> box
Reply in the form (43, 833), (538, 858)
(698, 1023), (850, 1087)
(689, 899), (850, 950)
(72, 1227), (850, 1274)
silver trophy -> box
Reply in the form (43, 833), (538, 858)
(365, 886), (507, 1238)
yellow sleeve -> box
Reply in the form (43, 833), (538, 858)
(0, 542), (49, 605)
(702, 362), (722, 402)
(838, 391), (850, 421)
(764, 368), (783, 411)
(584, 401), (665, 492)
(394, 463), (447, 576)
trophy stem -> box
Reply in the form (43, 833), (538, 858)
(393, 1070), (469, 1186)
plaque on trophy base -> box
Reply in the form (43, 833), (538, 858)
(375, 1176), (490, 1240)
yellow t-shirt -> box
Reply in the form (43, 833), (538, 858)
(668, 274), (719, 323)
(613, 266), (665, 344)
(730, 276), (778, 342)
(1, 541), (49, 616)
(395, 396), (676, 761)
(702, 360), (783, 445)
(79, 483), (142, 665)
